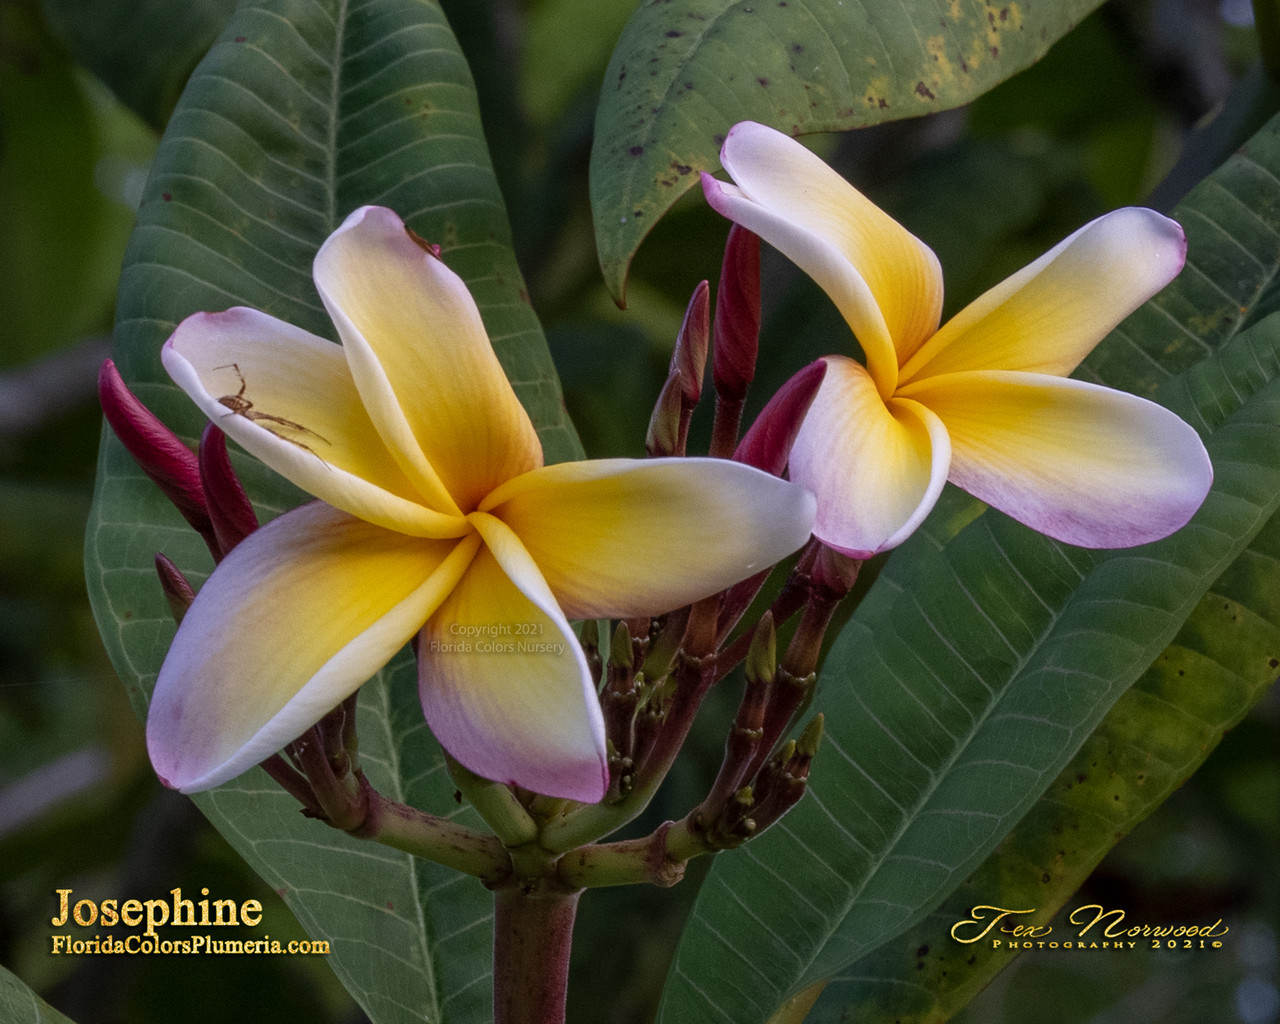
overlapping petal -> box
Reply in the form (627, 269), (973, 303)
(789, 356), (950, 557)
(705, 120), (943, 392)
(912, 371), (1214, 547)
(147, 502), (476, 792)
(418, 516), (606, 802)
(315, 206), (542, 512)
(479, 458), (816, 618)
(900, 208), (1187, 383)
(163, 310), (469, 539)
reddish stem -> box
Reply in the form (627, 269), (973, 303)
(493, 884), (581, 1024)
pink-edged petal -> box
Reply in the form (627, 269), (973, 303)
(147, 502), (476, 792)
(705, 121), (944, 391)
(901, 208), (1186, 383)
(477, 457), (815, 619)
(912, 371), (1213, 547)
(418, 513), (606, 802)
(314, 206), (543, 512)
(163, 310), (469, 539)
(789, 355), (950, 557)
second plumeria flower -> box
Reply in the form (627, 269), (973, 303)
(149, 205), (815, 804)
(702, 121), (1212, 557)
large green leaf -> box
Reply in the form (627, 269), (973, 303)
(822, 366), (1280, 1018)
(0, 964), (78, 1024)
(589, 0), (1107, 302)
(657, 115), (1280, 1024)
(84, 2), (577, 1021)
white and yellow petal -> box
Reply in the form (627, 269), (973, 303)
(789, 356), (951, 557)
(418, 513), (607, 802)
(910, 371), (1213, 547)
(163, 310), (469, 539)
(314, 206), (543, 512)
(478, 457), (815, 619)
(705, 121), (943, 392)
(147, 502), (476, 792)
(901, 209), (1186, 384)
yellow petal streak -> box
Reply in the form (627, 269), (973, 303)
(718, 122), (943, 372)
(913, 371), (1212, 547)
(789, 356), (950, 557)
(165, 312), (469, 539)
(482, 458), (816, 619)
(147, 504), (478, 792)
(901, 208), (1186, 383)
(315, 207), (542, 512)
(419, 517), (606, 802)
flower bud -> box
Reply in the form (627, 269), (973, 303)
(712, 226), (761, 401)
(98, 359), (214, 552)
(671, 280), (710, 408)
(645, 369), (686, 458)
(199, 423), (259, 559)
(734, 360), (826, 475)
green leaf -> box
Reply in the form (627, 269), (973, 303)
(590, 0), (1107, 302)
(657, 114), (1280, 1024)
(0, 963), (79, 1024)
(84, 1), (577, 1021)
(809, 315), (1280, 1022)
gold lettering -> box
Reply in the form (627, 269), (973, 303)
(51, 889), (72, 927)
(171, 888), (196, 926)
(240, 899), (262, 927)
(1069, 904), (1127, 937)
(121, 899), (143, 927)
(211, 899), (238, 926)
(72, 900), (97, 927)
(143, 898), (169, 938)
(951, 906), (1038, 943)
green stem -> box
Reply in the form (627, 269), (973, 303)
(556, 819), (709, 888)
(492, 882), (581, 1024)
(446, 754), (540, 847)
(352, 784), (511, 883)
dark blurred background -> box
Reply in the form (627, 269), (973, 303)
(1, 1), (1275, 1022)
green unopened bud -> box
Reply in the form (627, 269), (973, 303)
(645, 370), (685, 457)
(796, 713), (824, 759)
(745, 612), (776, 687)
(610, 620), (634, 672)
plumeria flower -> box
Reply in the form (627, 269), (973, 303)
(701, 121), (1212, 557)
(148, 206), (814, 803)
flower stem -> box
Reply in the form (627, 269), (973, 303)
(492, 881), (581, 1024)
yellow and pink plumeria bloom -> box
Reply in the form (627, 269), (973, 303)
(148, 205), (815, 804)
(702, 121), (1213, 558)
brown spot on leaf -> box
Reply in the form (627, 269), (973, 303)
(629, 145), (645, 157)
(915, 81), (935, 99)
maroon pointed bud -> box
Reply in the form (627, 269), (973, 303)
(98, 359), (216, 552)
(645, 369), (686, 457)
(712, 225), (761, 401)
(154, 553), (196, 624)
(671, 280), (710, 408)
(734, 359), (827, 475)
(199, 423), (259, 559)
(811, 543), (861, 600)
